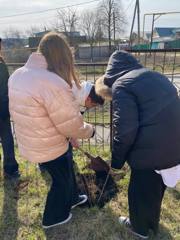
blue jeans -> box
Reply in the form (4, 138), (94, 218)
(0, 118), (18, 174)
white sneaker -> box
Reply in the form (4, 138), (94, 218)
(42, 213), (72, 229)
(71, 195), (88, 209)
(119, 216), (149, 239)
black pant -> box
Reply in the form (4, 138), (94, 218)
(128, 169), (166, 236)
(41, 147), (79, 226)
(68, 144), (79, 204)
(0, 118), (18, 174)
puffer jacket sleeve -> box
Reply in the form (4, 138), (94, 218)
(43, 81), (94, 139)
(111, 83), (139, 169)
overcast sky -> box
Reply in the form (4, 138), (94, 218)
(0, 0), (179, 37)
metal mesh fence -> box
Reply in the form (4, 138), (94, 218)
(0, 49), (180, 238)
(6, 49), (180, 151)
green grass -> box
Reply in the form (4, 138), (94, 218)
(84, 109), (110, 125)
(83, 103), (111, 125)
(0, 147), (180, 240)
(78, 66), (106, 75)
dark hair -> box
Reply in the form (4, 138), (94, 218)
(89, 85), (104, 105)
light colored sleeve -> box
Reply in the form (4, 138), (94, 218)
(43, 80), (94, 139)
(72, 81), (93, 107)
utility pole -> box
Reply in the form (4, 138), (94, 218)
(108, 0), (112, 56)
(150, 14), (155, 50)
(129, 0), (141, 48)
(137, 0), (140, 46)
(129, 1), (137, 47)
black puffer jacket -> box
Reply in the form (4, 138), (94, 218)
(0, 60), (10, 120)
(96, 51), (180, 170)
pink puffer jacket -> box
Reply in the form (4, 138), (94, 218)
(8, 52), (93, 163)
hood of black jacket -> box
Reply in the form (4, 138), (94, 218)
(95, 50), (143, 100)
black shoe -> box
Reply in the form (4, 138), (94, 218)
(71, 195), (88, 209)
(4, 170), (20, 180)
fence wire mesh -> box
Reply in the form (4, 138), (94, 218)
(6, 49), (180, 151)
(0, 49), (180, 238)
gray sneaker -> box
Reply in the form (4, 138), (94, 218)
(42, 213), (72, 229)
(119, 216), (149, 239)
(71, 195), (88, 209)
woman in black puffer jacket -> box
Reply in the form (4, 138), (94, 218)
(0, 38), (19, 178)
(95, 50), (180, 239)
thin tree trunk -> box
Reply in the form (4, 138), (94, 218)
(90, 44), (93, 62)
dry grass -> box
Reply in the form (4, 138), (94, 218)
(0, 147), (179, 240)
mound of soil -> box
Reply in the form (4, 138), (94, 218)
(76, 171), (123, 208)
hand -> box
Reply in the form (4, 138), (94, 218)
(70, 138), (80, 148)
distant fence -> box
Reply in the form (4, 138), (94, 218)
(129, 49), (180, 78)
(7, 49), (180, 150)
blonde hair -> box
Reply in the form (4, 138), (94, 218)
(37, 32), (80, 88)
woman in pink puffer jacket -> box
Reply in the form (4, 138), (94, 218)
(8, 32), (94, 228)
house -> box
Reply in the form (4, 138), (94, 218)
(153, 27), (180, 41)
(140, 27), (180, 49)
(28, 30), (86, 48)
(1, 38), (28, 49)
(131, 27), (180, 50)
(151, 27), (180, 49)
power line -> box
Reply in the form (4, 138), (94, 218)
(0, 0), (100, 20)
(124, 0), (135, 13)
(0, 14), (56, 25)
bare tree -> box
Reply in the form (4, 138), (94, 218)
(95, 18), (104, 44)
(26, 26), (45, 37)
(2, 27), (29, 62)
(2, 27), (25, 49)
(3, 27), (23, 39)
(80, 10), (99, 61)
(54, 7), (79, 33)
(98, 0), (126, 54)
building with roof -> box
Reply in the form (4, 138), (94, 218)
(28, 30), (86, 48)
(151, 27), (180, 49)
(133, 27), (180, 50)
(153, 27), (180, 40)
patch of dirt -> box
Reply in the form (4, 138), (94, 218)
(76, 171), (124, 208)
